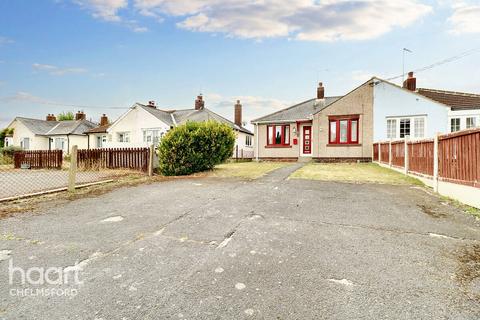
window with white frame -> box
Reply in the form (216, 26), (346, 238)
(414, 118), (425, 138)
(466, 117), (477, 129)
(245, 135), (252, 146)
(387, 119), (397, 139)
(399, 119), (411, 138)
(118, 132), (130, 143)
(143, 129), (162, 145)
(450, 118), (460, 132)
(55, 138), (66, 151)
(20, 138), (30, 150)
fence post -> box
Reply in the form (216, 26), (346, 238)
(148, 144), (154, 177)
(433, 133), (440, 192)
(404, 136), (409, 174)
(389, 140), (392, 167)
(68, 145), (78, 193)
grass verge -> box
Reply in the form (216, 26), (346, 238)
(290, 162), (423, 185)
(209, 161), (290, 179)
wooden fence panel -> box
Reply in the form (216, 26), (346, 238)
(408, 140), (434, 176)
(373, 143), (379, 161)
(391, 141), (405, 168)
(439, 129), (480, 187)
(379, 143), (389, 164)
(77, 148), (150, 172)
(13, 150), (63, 169)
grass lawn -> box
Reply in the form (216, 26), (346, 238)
(210, 161), (290, 179)
(290, 162), (422, 185)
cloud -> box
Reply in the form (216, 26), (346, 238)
(74, 0), (149, 32)
(203, 92), (289, 128)
(0, 36), (14, 46)
(448, 1), (480, 34)
(32, 63), (88, 76)
(0, 91), (56, 104)
(134, 0), (432, 41)
(74, 0), (128, 21)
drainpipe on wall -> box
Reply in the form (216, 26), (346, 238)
(67, 135), (70, 155)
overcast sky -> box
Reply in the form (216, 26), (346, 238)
(0, 0), (479, 129)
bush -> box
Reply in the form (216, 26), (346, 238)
(1, 146), (22, 158)
(158, 121), (236, 176)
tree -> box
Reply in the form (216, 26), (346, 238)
(0, 128), (14, 149)
(57, 111), (75, 121)
(158, 121), (236, 176)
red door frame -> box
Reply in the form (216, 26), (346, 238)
(303, 126), (312, 154)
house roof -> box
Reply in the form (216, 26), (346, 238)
(135, 103), (253, 135)
(416, 88), (480, 110)
(14, 117), (96, 136)
(15, 117), (59, 135)
(251, 96), (342, 123)
(85, 124), (110, 134)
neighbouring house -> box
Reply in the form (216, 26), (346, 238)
(6, 111), (96, 154)
(416, 87), (480, 133)
(85, 114), (110, 148)
(252, 73), (478, 162)
(101, 97), (254, 155)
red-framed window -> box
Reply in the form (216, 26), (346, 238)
(329, 116), (359, 145)
(267, 124), (290, 146)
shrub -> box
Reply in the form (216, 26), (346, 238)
(158, 121), (236, 176)
(1, 146), (22, 158)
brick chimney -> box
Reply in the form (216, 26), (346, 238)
(148, 100), (156, 108)
(195, 95), (205, 110)
(234, 100), (242, 127)
(403, 72), (416, 91)
(46, 114), (57, 121)
(75, 111), (86, 121)
(317, 82), (325, 99)
(100, 114), (109, 126)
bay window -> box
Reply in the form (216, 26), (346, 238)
(329, 117), (359, 145)
(267, 124), (290, 146)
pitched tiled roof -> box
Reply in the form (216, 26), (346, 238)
(417, 88), (480, 110)
(85, 124), (110, 134)
(251, 96), (342, 123)
(136, 103), (253, 135)
(15, 117), (58, 135)
(15, 117), (97, 135)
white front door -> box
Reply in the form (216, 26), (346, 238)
(300, 125), (312, 157)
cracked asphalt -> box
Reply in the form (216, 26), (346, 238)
(1, 163), (480, 319)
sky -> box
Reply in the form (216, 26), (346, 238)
(0, 0), (479, 130)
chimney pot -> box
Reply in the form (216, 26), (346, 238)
(234, 100), (242, 127)
(75, 111), (86, 121)
(195, 95), (205, 110)
(317, 82), (325, 99)
(403, 71), (416, 91)
(100, 114), (109, 126)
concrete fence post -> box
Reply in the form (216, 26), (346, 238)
(378, 143), (382, 163)
(433, 133), (440, 192)
(68, 145), (78, 192)
(389, 140), (392, 167)
(148, 144), (154, 177)
(404, 136), (409, 174)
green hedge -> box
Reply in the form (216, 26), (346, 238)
(158, 121), (236, 176)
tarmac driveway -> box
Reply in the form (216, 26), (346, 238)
(0, 164), (479, 319)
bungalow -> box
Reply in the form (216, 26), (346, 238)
(252, 73), (478, 162)
(97, 97), (254, 154)
(6, 112), (96, 154)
